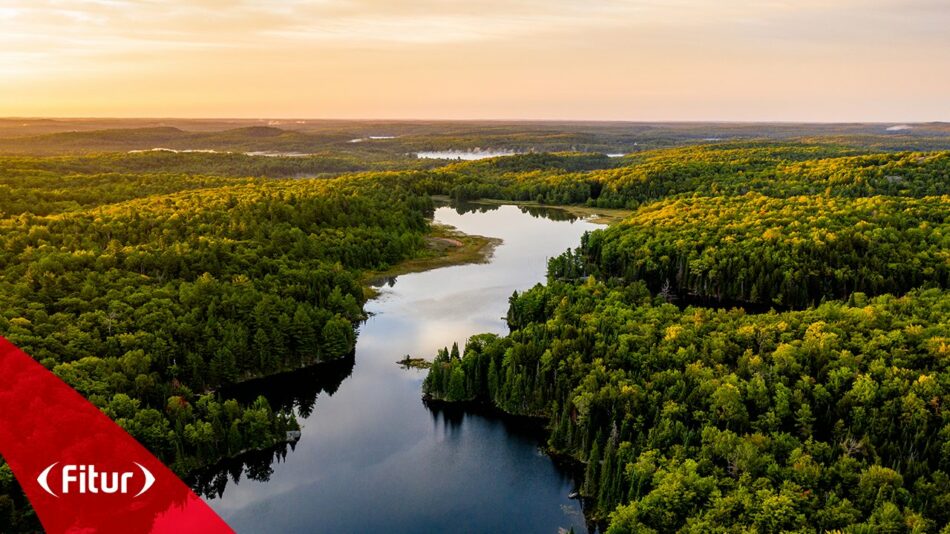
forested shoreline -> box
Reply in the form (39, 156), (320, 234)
(424, 144), (950, 532)
(1, 137), (949, 532)
(0, 156), (434, 530)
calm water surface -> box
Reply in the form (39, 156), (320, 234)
(199, 204), (602, 533)
(415, 150), (524, 160)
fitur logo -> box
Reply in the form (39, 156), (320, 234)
(36, 463), (156, 498)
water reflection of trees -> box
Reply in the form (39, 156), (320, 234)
(424, 399), (591, 530)
(516, 205), (578, 222)
(425, 400), (549, 444)
(189, 355), (355, 498)
(190, 443), (292, 499)
(221, 353), (354, 416)
(447, 201), (501, 215)
(447, 200), (579, 222)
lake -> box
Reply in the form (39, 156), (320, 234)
(196, 203), (603, 533)
(415, 150), (524, 160)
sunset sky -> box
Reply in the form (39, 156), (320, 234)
(2, 0), (949, 121)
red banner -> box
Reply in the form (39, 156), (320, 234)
(0, 336), (234, 533)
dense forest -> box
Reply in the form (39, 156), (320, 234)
(0, 156), (433, 531)
(406, 145), (950, 207)
(561, 194), (949, 308)
(1, 126), (949, 532)
(427, 282), (950, 531)
(424, 143), (950, 531)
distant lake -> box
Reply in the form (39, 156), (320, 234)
(349, 136), (397, 143)
(243, 151), (314, 157)
(127, 148), (316, 157)
(128, 148), (220, 154)
(415, 149), (524, 160)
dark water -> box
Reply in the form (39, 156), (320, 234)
(198, 204), (603, 533)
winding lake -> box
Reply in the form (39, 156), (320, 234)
(196, 203), (603, 533)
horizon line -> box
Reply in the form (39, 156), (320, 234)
(2, 116), (948, 126)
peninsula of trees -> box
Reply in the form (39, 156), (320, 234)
(424, 144), (950, 532)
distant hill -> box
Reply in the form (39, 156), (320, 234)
(1, 119), (949, 155)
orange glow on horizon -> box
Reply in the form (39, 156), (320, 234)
(2, 0), (949, 121)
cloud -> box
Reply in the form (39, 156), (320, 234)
(1, 0), (948, 120)
(4, 0), (949, 55)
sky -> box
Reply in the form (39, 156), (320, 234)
(1, 0), (949, 121)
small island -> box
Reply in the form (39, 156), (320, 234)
(397, 355), (431, 369)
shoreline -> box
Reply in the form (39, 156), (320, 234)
(361, 195), (629, 301)
(431, 195), (633, 225)
(422, 395), (605, 531)
(191, 214), (503, 483)
(362, 222), (501, 299)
